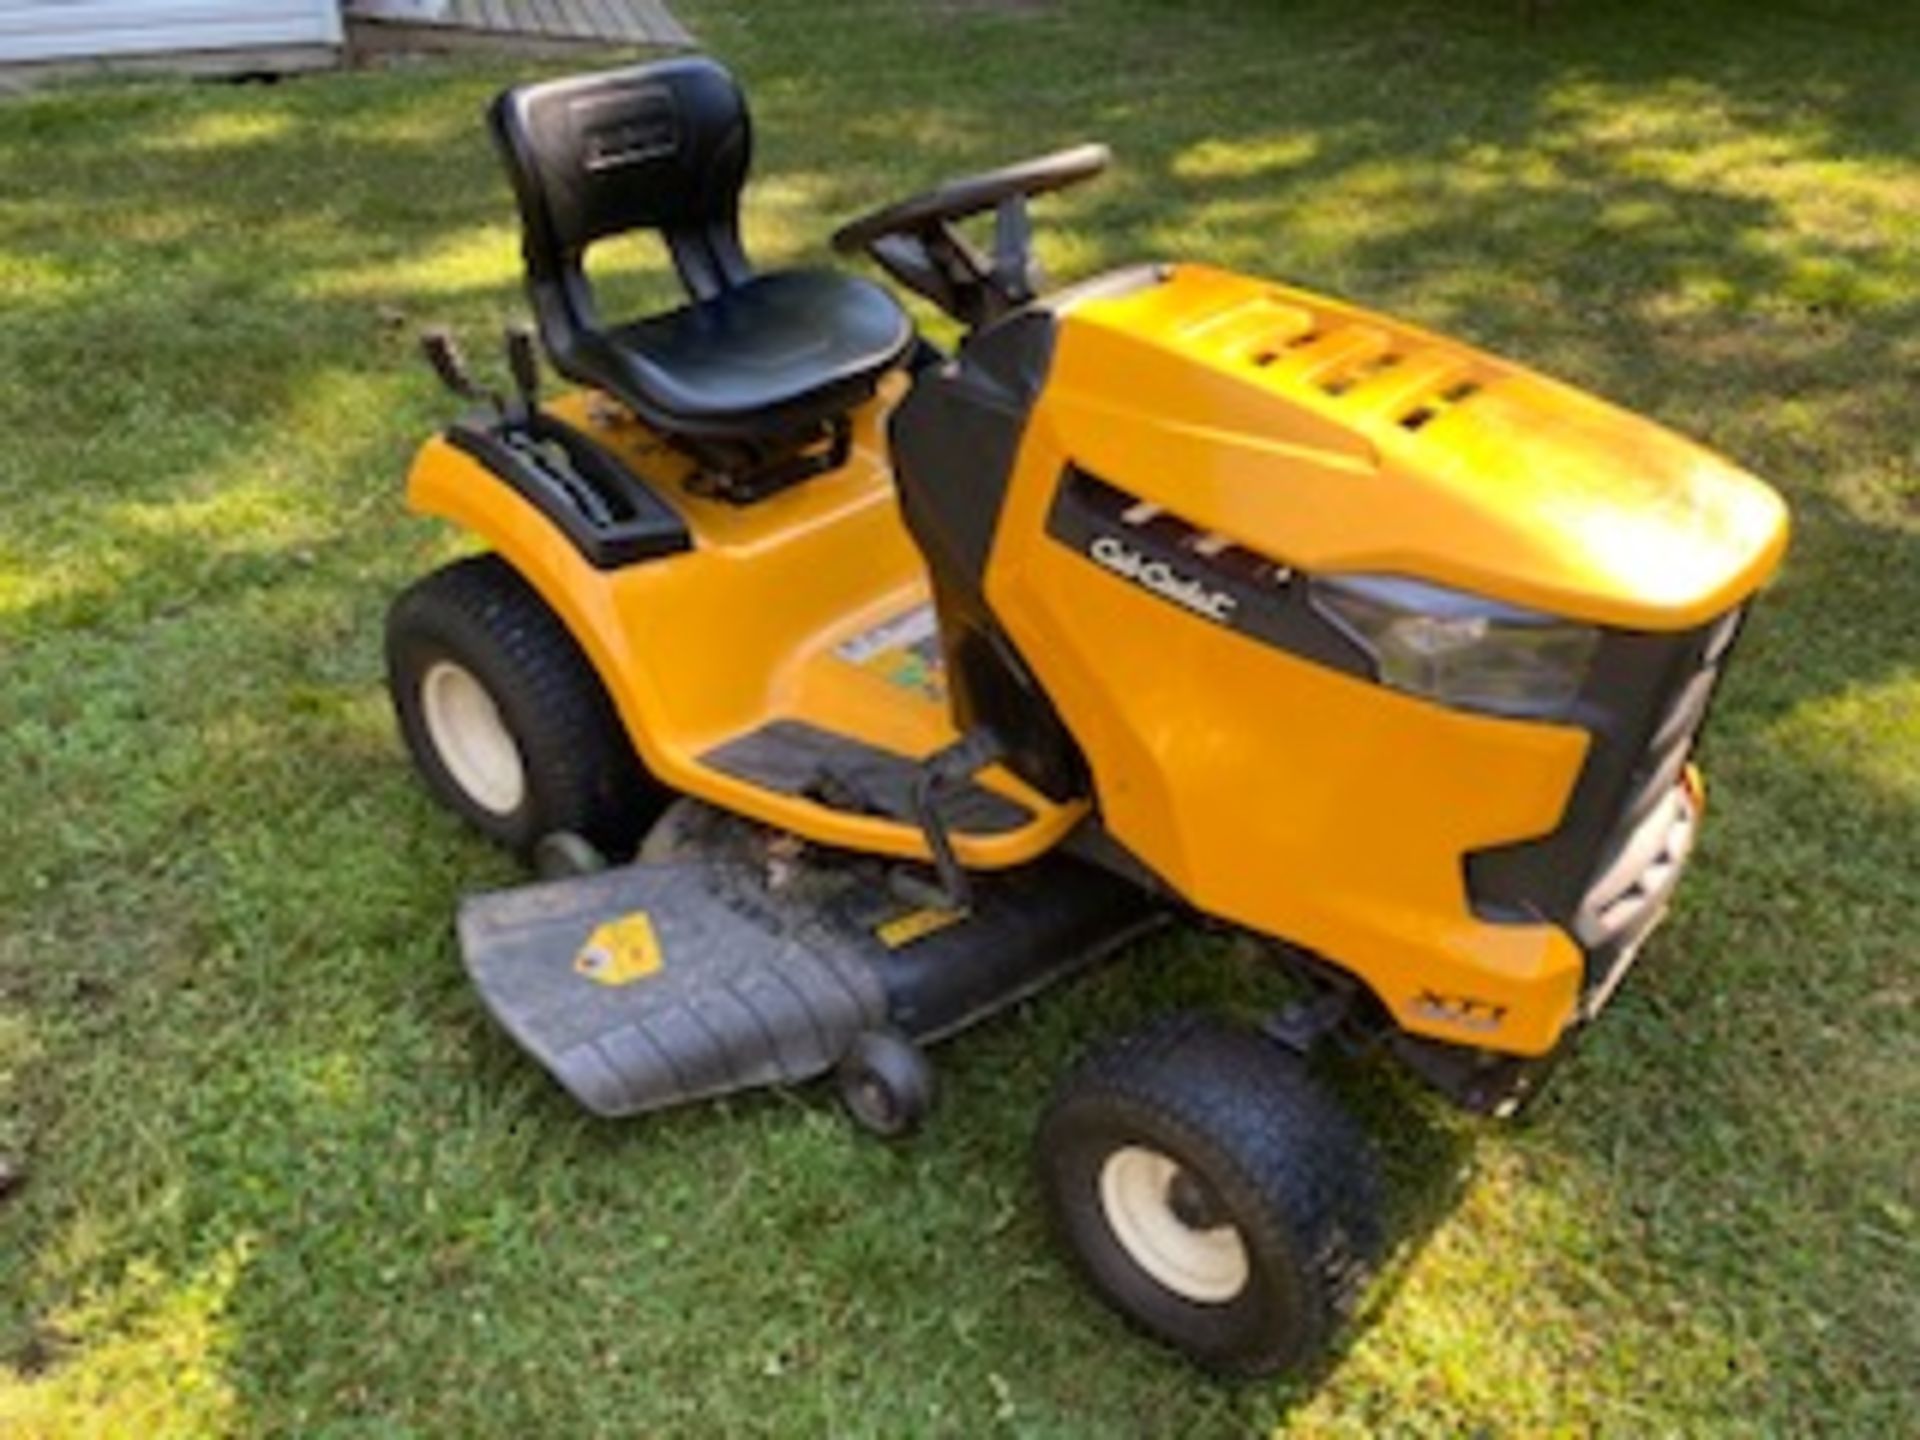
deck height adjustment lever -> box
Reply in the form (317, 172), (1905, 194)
(910, 729), (1007, 913)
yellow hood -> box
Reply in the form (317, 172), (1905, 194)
(1052, 264), (1788, 630)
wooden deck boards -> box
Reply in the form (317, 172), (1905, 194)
(345, 0), (694, 52)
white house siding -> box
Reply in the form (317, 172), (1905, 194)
(0, 1), (343, 65)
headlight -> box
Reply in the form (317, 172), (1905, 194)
(1310, 574), (1598, 719)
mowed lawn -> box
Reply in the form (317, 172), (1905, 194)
(1, 0), (1914, 1433)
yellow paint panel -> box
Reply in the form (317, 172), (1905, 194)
(406, 381), (1084, 869)
(1064, 264), (1789, 630)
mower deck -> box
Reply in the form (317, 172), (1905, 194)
(458, 811), (1159, 1117)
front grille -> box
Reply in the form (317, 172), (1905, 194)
(1466, 606), (1744, 991)
(1575, 783), (1698, 1016)
(1592, 608), (1738, 872)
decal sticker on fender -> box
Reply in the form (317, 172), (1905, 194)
(836, 605), (938, 664)
(835, 604), (945, 701)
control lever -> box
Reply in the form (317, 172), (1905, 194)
(425, 321), (611, 528)
(420, 327), (502, 413)
(991, 195), (1043, 305)
(909, 728), (1007, 912)
(504, 324), (541, 417)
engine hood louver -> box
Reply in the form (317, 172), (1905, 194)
(1052, 264), (1791, 631)
(1172, 291), (1493, 440)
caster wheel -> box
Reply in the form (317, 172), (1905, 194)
(1036, 1013), (1383, 1377)
(638, 797), (768, 868)
(836, 1030), (935, 1138)
(533, 830), (608, 880)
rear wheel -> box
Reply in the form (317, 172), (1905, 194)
(387, 554), (664, 859)
(1036, 1013), (1382, 1376)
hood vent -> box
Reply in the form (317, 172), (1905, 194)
(1180, 296), (1488, 437)
(1397, 378), (1482, 433)
(1319, 349), (1405, 397)
(1251, 326), (1322, 368)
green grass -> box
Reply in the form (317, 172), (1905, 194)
(1, 0), (1915, 1432)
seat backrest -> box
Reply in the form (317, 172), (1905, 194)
(489, 57), (755, 325)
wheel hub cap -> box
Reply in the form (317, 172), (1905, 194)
(420, 660), (527, 816)
(1098, 1145), (1250, 1304)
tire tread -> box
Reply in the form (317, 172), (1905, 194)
(386, 554), (659, 856)
(1038, 1012), (1383, 1376)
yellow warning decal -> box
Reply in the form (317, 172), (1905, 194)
(574, 911), (663, 986)
(875, 906), (965, 950)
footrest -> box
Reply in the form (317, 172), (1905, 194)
(702, 719), (1034, 835)
(458, 863), (886, 1117)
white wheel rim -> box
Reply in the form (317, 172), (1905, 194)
(1098, 1145), (1250, 1305)
(420, 660), (527, 816)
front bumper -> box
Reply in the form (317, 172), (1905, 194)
(1468, 606), (1742, 1003)
(1393, 774), (1700, 1114)
(1574, 771), (1699, 1021)
(1397, 605), (1744, 1113)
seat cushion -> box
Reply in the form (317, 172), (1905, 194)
(579, 269), (913, 435)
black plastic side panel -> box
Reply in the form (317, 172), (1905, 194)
(1045, 466), (1373, 681)
(889, 310), (1056, 580)
(937, 581), (1089, 802)
(875, 859), (1161, 1042)
(447, 411), (691, 570)
(889, 311), (1086, 801)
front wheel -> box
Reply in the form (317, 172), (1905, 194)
(1035, 1013), (1382, 1376)
(386, 554), (663, 859)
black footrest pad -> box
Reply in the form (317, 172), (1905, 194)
(702, 719), (1032, 835)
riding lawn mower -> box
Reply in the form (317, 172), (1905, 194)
(384, 56), (1788, 1375)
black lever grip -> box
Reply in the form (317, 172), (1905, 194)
(505, 325), (541, 410)
(420, 327), (492, 405)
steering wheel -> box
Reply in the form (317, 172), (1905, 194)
(831, 143), (1110, 330)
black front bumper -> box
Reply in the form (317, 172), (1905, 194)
(1400, 606), (1744, 1114)
(1468, 605), (1743, 1003)
(1573, 775), (1699, 1021)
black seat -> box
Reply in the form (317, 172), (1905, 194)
(489, 58), (914, 446)
(590, 269), (910, 430)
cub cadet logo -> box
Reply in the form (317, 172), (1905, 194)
(1089, 535), (1237, 623)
